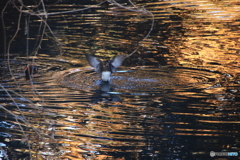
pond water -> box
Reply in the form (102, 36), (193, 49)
(0, 0), (240, 159)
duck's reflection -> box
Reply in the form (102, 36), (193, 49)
(100, 81), (111, 92)
(91, 81), (121, 103)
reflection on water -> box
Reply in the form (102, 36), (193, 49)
(1, 0), (240, 159)
(53, 66), (219, 93)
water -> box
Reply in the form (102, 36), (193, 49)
(0, 0), (240, 159)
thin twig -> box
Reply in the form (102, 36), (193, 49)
(108, 0), (154, 57)
(22, 0), (107, 16)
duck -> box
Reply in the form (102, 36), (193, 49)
(25, 64), (38, 80)
(86, 54), (126, 82)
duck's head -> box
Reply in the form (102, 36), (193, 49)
(86, 54), (126, 82)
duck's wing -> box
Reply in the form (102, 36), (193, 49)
(86, 54), (102, 73)
(110, 55), (126, 72)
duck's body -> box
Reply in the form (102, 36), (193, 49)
(25, 64), (38, 80)
(86, 54), (126, 82)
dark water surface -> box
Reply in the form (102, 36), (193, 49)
(1, 0), (240, 159)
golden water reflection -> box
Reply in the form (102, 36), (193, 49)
(1, 0), (240, 159)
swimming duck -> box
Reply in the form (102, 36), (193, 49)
(25, 64), (38, 80)
(86, 54), (126, 82)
